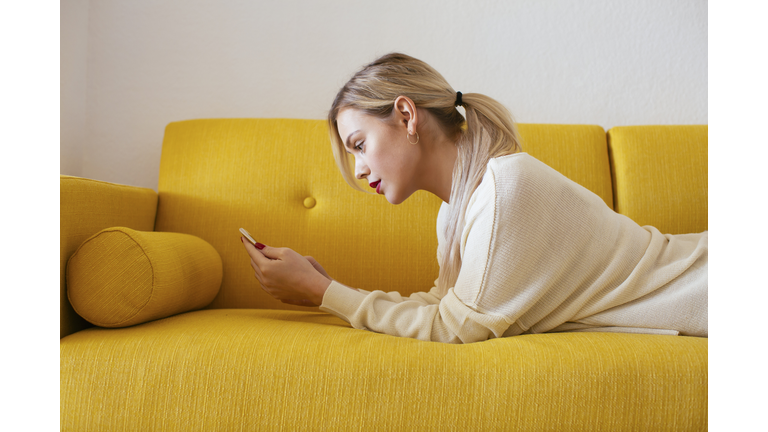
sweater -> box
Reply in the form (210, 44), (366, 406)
(319, 153), (708, 343)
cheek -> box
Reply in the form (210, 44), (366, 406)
(372, 151), (400, 177)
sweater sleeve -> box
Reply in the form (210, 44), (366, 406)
(319, 171), (514, 344)
(319, 280), (511, 343)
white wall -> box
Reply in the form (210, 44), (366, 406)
(60, 0), (707, 191)
(60, 0), (89, 177)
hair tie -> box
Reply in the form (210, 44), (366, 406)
(455, 91), (463, 107)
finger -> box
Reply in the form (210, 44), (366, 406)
(250, 259), (265, 284)
(245, 246), (265, 279)
(243, 247), (266, 285)
(259, 245), (282, 261)
(242, 237), (272, 266)
(248, 255), (261, 274)
(305, 256), (331, 280)
(304, 255), (320, 268)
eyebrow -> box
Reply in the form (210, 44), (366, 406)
(344, 130), (360, 154)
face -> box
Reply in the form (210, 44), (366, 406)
(336, 107), (421, 205)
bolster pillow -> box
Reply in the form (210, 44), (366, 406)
(66, 227), (222, 328)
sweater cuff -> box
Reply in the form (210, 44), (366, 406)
(319, 280), (367, 323)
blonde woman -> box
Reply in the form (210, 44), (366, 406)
(241, 52), (708, 343)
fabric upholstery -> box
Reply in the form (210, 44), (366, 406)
(607, 125), (708, 234)
(155, 119), (611, 311)
(516, 123), (613, 209)
(60, 176), (158, 337)
(67, 227), (222, 328)
(155, 118), (442, 310)
(61, 309), (707, 431)
(60, 121), (707, 431)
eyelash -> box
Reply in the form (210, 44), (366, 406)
(355, 142), (365, 154)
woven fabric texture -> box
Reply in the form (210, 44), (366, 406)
(608, 125), (708, 234)
(155, 119), (611, 310)
(67, 227), (222, 327)
(60, 309), (708, 432)
(60, 176), (158, 337)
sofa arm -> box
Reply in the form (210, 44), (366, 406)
(60, 176), (158, 338)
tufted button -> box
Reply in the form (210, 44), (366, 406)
(303, 197), (316, 209)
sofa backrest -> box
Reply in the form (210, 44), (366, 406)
(155, 119), (614, 311)
(607, 125), (707, 235)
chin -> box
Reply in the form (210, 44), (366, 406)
(385, 190), (415, 205)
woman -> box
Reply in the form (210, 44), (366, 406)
(241, 52), (708, 343)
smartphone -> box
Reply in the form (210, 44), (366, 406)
(239, 228), (258, 246)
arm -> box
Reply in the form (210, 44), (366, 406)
(317, 168), (513, 344)
(319, 280), (511, 343)
(241, 164), (520, 343)
(238, 212), (508, 342)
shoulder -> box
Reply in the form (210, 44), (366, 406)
(471, 152), (551, 204)
(485, 152), (582, 205)
(448, 152), (562, 236)
(464, 152), (584, 231)
(486, 152), (556, 184)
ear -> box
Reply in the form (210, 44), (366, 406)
(393, 95), (418, 134)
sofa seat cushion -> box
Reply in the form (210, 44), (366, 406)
(61, 309), (707, 431)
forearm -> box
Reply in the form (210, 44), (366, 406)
(319, 281), (509, 343)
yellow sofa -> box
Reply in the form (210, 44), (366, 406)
(60, 119), (707, 431)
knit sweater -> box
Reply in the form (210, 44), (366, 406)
(319, 153), (708, 343)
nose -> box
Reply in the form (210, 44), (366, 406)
(354, 155), (369, 180)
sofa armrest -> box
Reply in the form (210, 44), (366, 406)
(60, 176), (158, 338)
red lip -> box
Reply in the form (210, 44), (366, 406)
(369, 180), (381, 190)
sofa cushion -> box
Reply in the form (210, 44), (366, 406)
(607, 125), (707, 234)
(60, 309), (708, 431)
(66, 227), (222, 327)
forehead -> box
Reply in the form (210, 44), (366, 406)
(336, 108), (371, 136)
(337, 108), (393, 135)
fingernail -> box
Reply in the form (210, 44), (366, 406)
(255, 242), (265, 250)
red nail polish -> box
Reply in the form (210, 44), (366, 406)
(255, 242), (265, 250)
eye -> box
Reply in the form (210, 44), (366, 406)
(355, 141), (365, 154)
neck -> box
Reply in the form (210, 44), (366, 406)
(419, 133), (458, 203)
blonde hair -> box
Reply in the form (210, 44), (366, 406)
(328, 53), (522, 295)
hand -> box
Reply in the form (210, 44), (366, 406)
(305, 256), (332, 281)
(241, 238), (332, 307)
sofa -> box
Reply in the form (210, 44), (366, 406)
(60, 119), (707, 431)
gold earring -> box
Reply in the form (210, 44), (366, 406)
(407, 131), (419, 145)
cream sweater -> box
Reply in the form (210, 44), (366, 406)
(320, 153), (708, 343)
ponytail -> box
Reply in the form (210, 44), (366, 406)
(437, 93), (522, 294)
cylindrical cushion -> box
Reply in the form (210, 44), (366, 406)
(67, 227), (222, 328)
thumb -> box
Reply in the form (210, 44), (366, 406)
(255, 243), (279, 259)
